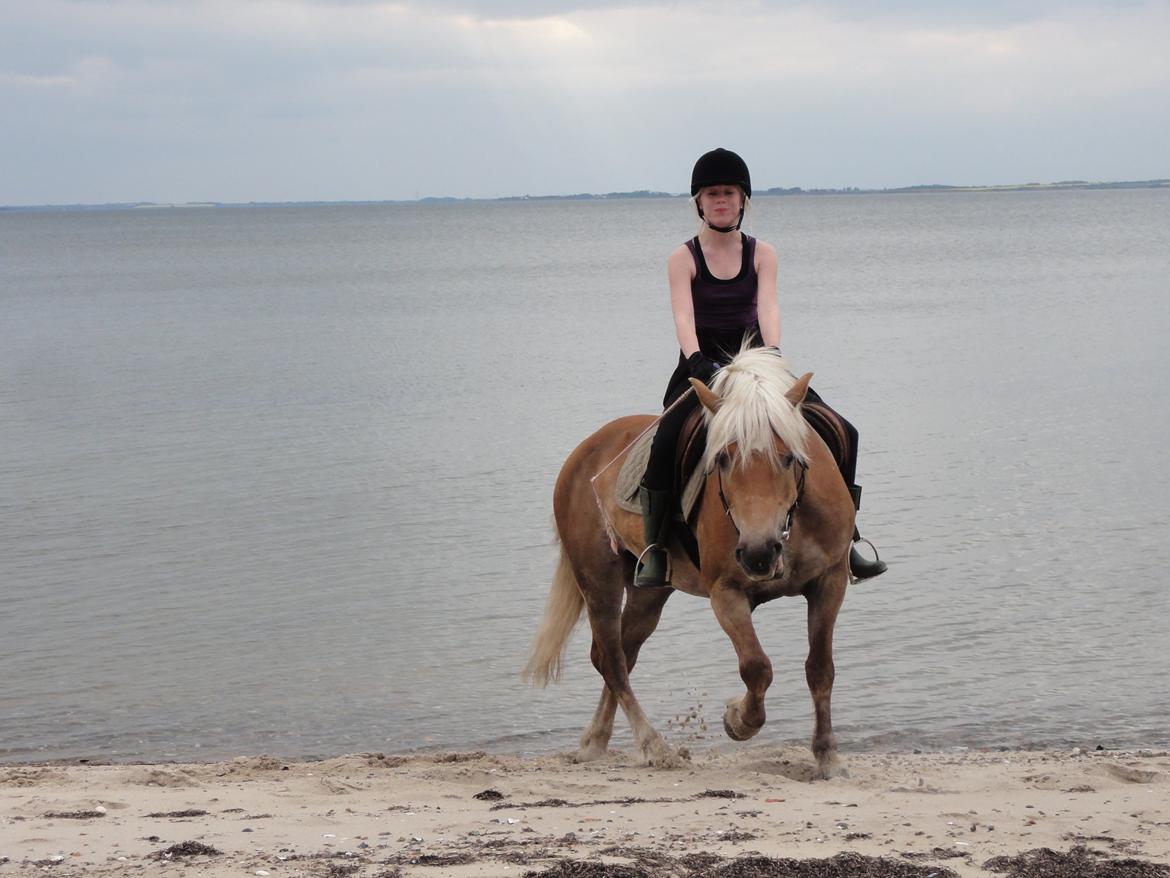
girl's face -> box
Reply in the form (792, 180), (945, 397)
(697, 185), (744, 223)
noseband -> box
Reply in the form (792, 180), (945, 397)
(716, 457), (808, 548)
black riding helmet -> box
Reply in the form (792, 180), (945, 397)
(690, 148), (751, 198)
(691, 148), (751, 232)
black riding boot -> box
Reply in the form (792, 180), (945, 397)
(848, 485), (887, 582)
(634, 482), (673, 588)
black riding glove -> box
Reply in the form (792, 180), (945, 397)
(686, 351), (720, 385)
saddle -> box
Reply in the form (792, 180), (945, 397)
(801, 400), (853, 479)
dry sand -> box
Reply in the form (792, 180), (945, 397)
(2, 746), (1168, 877)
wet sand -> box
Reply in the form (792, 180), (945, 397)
(2, 746), (1168, 876)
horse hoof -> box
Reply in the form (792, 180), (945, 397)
(573, 746), (605, 763)
(642, 737), (687, 769)
(722, 701), (761, 742)
(815, 753), (848, 780)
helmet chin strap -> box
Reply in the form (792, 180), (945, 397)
(698, 206), (745, 233)
(705, 220), (741, 233)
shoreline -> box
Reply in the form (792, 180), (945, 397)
(3, 178), (1168, 212)
(2, 745), (1168, 876)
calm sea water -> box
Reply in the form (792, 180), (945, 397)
(2, 190), (1168, 764)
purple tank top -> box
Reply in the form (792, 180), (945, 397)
(685, 234), (758, 331)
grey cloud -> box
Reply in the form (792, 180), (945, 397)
(2, 0), (1167, 204)
(303, 0), (632, 13)
(311, 0), (1158, 27)
(762, 0), (1152, 25)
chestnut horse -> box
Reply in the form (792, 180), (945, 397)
(524, 347), (856, 778)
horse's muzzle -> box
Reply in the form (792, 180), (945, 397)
(736, 541), (782, 581)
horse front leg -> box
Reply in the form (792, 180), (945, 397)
(710, 584), (773, 741)
(577, 586), (674, 761)
(805, 573), (847, 779)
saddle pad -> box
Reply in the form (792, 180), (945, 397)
(613, 425), (707, 522)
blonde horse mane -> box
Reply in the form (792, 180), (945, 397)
(702, 345), (810, 472)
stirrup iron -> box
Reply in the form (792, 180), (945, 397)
(633, 542), (672, 588)
(848, 536), (886, 585)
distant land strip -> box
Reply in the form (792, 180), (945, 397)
(3, 179), (1168, 211)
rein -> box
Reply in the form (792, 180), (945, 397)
(716, 457), (808, 548)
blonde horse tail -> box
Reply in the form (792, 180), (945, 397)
(523, 544), (585, 687)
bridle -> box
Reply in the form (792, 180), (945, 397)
(716, 455), (808, 549)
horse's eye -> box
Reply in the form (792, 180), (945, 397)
(783, 453), (795, 469)
(717, 452), (730, 470)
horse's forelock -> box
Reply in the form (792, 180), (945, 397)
(702, 346), (810, 472)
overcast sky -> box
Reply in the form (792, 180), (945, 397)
(2, 0), (1168, 205)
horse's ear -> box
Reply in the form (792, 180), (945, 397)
(785, 372), (813, 406)
(688, 377), (722, 413)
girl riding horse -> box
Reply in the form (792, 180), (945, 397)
(635, 147), (887, 588)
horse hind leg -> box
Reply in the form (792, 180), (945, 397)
(579, 585), (684, 769)
(577, 687), (619, 763)
(577, 585), (674, 762)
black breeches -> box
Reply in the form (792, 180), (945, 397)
(643, 384), (701, 491)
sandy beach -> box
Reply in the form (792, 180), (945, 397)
(2, 745), (1168, 876)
